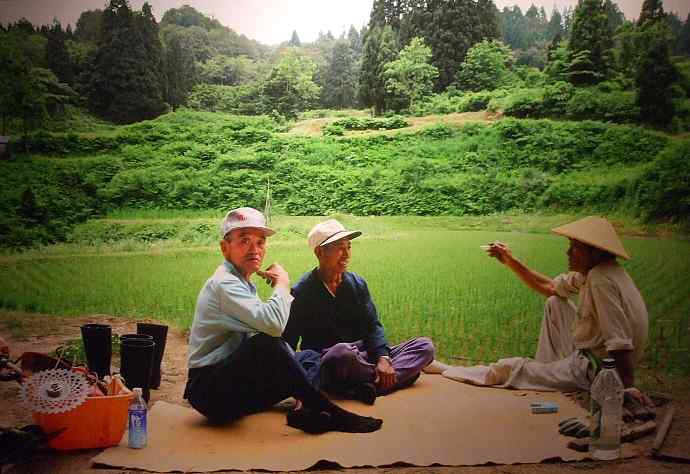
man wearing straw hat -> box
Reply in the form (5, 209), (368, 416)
(184, 208), (382, 434)
(284, 219), (435, 405)
(443, 216), (649, 399)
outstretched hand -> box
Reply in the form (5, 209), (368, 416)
(484, 242), (513, 264)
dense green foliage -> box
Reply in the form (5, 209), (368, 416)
(456, 40), (515, 92)
(3, 0), (689, 124)
(383, 37), (438, 110)
(1, 110), (687, 249)
(260, 49), (320, 119)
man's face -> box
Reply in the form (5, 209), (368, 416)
(566, 239), (593, 274)
(317, 238), (352, 274)
(221, 228), (267, 278)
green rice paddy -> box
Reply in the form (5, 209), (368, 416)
(1, 216), (688, 388)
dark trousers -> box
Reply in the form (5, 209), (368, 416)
(184, 333), (329, 423)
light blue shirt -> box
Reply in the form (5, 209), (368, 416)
(187, 260), (294, 369)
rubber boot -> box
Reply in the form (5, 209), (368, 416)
(137, 323), (168, 389)
(120, 338), (155, 403)
(80, 324), (112, 379)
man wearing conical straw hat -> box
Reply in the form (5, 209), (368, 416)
(443, 216), (650, 401)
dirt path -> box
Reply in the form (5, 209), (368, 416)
(285, 111), (499, 137)
(1, 311), (688, 474)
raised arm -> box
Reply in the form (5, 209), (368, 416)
(486, 242), (556, 298)
(219, 264), (293, 337)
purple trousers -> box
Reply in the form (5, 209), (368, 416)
(319, 337), (435, 395)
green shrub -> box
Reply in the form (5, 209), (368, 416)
(412, 89), (507, 116)
(499, 88), (544, 118)
(496, 86), (639, 123)
(322, 124), (345, 136)
(634, 139), (690, 221)
(325, 116), (408, 133)
(566, 88), (639, 123)
(187, 84), (261, 115)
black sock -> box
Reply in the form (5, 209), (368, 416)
(286, 405), (382, 434)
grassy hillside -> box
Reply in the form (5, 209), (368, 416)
(1, 109), (688, 248)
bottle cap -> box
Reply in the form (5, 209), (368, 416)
(601, 358), (616, 369)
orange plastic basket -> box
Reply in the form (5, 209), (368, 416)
(32, 376), (133, 450)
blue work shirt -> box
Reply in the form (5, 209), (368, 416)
(284, 270), (390, 363)
(187, 260), (293, 369)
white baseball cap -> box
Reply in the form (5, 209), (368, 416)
(220, 207), (275, 238)
(307, 219), (361, 249)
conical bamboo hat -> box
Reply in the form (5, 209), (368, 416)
(551, 216), (630, 260)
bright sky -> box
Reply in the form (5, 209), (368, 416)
(0, 0), (688, 45)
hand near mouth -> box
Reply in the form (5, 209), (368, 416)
(257, 263), (290, 290)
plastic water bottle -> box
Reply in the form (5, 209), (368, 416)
(589, 358), (624, 460)
(128, 387), (147, 449)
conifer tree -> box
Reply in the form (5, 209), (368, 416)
(401, 0), (499, 89)
(75, 10), (103, 42)
(288, 30), (301, 47)
(603, 0), (625, 32)
(547, 9), (564, 40)
(567, 0), (613, 85)
(320, 40), (358, 109)
(87, 0), (166, 123)
(636, 2), (677, 128)
(546, 32), (562, 62)
(562, 6), (574, 37)
(137, 3), (166, 108)
(680, 13), (690, 55)
(525, 5), (546, 45)
(501, 6), (529, 49)
(163, 31), (196, 109)
(360, 24), (398, 114)
(46, 20), (74, 85)
(638, 0), (665, 25)
(348, 25), (363, 54)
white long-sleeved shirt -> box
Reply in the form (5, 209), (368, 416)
(187, 260), (293, 369)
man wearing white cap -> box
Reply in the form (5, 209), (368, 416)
(184, 208), (382, 433)
(284, 219), (435, 404)
(443, 216), (649, 398)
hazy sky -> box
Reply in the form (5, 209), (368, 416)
(0, 0), (688, 45)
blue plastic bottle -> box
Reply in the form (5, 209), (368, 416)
(128, 387), (148, 449)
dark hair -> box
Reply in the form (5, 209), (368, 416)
(589, 246), (617, 264)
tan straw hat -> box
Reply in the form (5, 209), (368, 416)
(551, 216), (630, 260)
